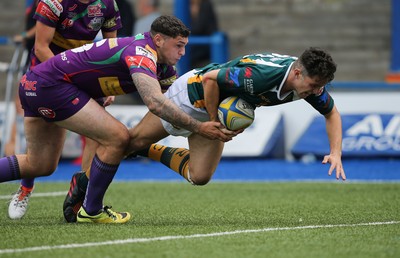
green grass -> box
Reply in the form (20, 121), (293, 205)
(0, 182), (399, 258)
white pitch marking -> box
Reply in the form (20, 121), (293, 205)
(0, 191), (66, 200)
(0, 221), (398, 254)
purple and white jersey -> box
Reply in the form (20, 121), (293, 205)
(31, 0), (122, 66)
(30, 32), (177, 98)
(20, 32), (177, 121)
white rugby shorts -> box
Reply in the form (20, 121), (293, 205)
(161, 69), (210, 137)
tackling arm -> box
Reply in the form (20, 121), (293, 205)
(322, 104), (346, 180)
(131, 73), (232, 142)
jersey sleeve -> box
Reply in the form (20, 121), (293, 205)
(216, 67), (248, 92)
(157, 64), (178, 91)
(123, 45), (158, 79)
(33, 0), (63, 27)
(102, 0), (123, 32)
(305, 87), (335, 115)
(216, 65), (280, 95)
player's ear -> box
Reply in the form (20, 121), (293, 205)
(294, 68), (301, 79)
(153, 33), (164, 47)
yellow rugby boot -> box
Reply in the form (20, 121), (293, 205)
(77, 206), (131, 224)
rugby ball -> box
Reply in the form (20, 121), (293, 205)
(218, 96), (255, 130)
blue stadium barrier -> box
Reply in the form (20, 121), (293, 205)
(176, 32), (230, 74)
(391, 0), (400, 72)
(190, 32), (229, 64)
(174, 0), (230, 74)
(0, 36), (10, 45)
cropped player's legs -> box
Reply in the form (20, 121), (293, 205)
(8, 95), (36, 219)
(133, 135), (223, 185)
(0, 117), (66, 183)
(81, 137), (98, 172)
(127, 111), (224, 185)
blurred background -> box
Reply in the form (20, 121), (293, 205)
(0, 0), (399, 170)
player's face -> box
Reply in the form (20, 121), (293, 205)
(294, 73), (326, 98)
(157, 35), (188, 65)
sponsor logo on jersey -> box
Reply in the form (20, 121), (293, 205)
(159, 75), (177, 87)
(60, 51), (68, 61)
(61, 18), (74, 29)
(244, 79), (254, 93)
(67, 12), (76, 19)
(98, 77), (126, 96)
(125, 56), (156, 74)
(135, 46), (157, 64)
(145, 45), (157, 58)
(108, 38), (119, 49)
(38, 107), (56, 119)
(87, 3), (103, 17)
(103, 17), (118, 29)
(244, 67), (252, 78)
(88, 17), (104, 31)
(37, 2), (59, 22)
(226, 68), (240, 87)
(42, 0), (63, 17)
(68, 4), (77, 12)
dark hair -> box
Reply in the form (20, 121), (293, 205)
(150, 15), (190, 38)
(298, 47), (337, 83)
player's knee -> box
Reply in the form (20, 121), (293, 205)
(131, 138), (152, 152)
(191, 178), (210, 186)
(109, 127), (130, 152)
(34, 162), (57, 177)
(188, 171), (212, 186)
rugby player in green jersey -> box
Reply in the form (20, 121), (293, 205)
(64, 47), (346, 221)
(126, 47), (346, 184)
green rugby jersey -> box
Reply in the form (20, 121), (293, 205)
(187, 53), (334, 115)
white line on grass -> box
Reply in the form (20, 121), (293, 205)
(0, 221), (398, 255)
(0, 191), (66, 200)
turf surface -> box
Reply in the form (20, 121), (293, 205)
(0, 182), (399, 258)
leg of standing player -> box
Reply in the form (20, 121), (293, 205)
(0, 88), (131, 223)
(8, 93), (35, 220)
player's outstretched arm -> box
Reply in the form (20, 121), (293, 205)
(322, 105), (346, 181)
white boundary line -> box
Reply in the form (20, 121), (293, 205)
(0, 221), (398, 255)
(0, 191), (66, 200)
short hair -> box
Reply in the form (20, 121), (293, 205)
(150, 15), (190, 38)
(298, 47), (337, 83)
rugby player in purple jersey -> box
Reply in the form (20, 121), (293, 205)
(8, 0), (122, 220)
(0, 15), (235, 223)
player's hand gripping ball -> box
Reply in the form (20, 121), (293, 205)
(218, 96), (255, 130)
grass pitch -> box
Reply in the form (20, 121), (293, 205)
(0, 181), (399, 258)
